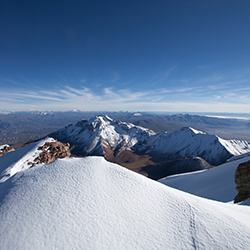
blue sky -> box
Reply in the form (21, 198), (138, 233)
(1, 0), (250, 113)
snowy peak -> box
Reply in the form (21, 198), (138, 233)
(50, 115), (156, 157)
(143, 126), (250, 166)
(83, 115), (113, 129)
(75, 115), (154, 135)
(180, 126), (206, 135)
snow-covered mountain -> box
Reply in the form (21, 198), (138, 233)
(1, 156), (250, 249)
(50, 115), (250, 168)
(50, 115), (156, 156)
(144, 126), (250, 165)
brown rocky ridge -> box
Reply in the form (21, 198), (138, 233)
(28, 140), (71, 167)
(234, 160), (250, 203)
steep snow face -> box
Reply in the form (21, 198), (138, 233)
(219, 137), (250, 155)
(0, 156), (250, 249)
(50, 115), (156, 156)
(0, 138), (55, 183)
(159, 155), (250, 203)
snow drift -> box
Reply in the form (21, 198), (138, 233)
(0, 156), (250, 249)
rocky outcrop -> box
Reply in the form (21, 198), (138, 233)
(28, 141), (71, 167)
(234, 160), (250, 203)
(0, 145), (14, 156)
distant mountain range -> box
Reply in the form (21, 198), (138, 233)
(50, 115), (250, 179)
(1, 111), (250, 145)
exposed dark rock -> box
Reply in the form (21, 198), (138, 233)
(234, 160), (250, 203)
(0, 145), (14, 156)
(29, 141), (71, 167)
(142, 156), (212, 180)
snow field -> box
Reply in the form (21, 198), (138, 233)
(0, 157), (250, 249)
(159, 155), (250, 202)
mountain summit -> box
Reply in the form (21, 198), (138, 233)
(50, 115), (155, 156)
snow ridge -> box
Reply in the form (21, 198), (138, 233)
(0, 138), (55, 183)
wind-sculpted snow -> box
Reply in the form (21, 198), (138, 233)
(0, 157), (250, 249)
(159, 155), (250, 203)
(50, 116), (250, 166)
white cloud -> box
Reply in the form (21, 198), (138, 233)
(1, 77), (250, 113)
(213, 95), (221, 99)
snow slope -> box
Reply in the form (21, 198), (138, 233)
(0, 156), (250, 249)
(50, 116), (250, 166)
(159, 155), (250, 203)
(0, 137), (55, 183)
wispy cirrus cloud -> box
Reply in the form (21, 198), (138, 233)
(1, 64), (250, 113)
(0, 91), (63, 102)
(164, 65), (178, 77)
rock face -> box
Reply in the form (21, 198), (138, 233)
(29, 141), (71, 167)
(0, 145), (14, 156)
(234, 160), (250, 203)
(142, 156), (212, 180)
